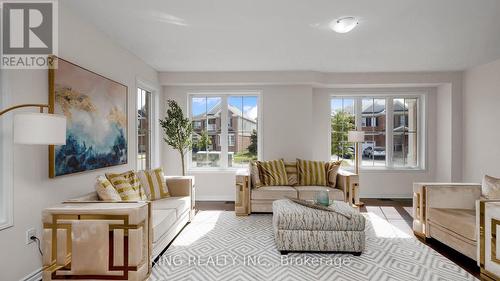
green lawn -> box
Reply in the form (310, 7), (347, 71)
(233, 151), (257, 164)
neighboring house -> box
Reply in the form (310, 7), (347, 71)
(360, 99), (417, 154)
(192, 103), (257, 153)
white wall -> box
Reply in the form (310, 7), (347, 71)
(463, 58), (500, 182)
(160, 71), (463, 199)
(161, 85), (314, 200)
(0, 4), (159, 281)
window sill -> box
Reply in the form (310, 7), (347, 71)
(188, 167), (249, 174)
(343, 167), (427, 173)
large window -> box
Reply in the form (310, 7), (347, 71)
(190, 94), (259, 169)
(137, 88), (152, 170)
(331, 94), (423, 169)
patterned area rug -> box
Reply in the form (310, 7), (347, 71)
(151, 211), (477, 281)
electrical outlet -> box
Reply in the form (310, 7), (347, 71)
(26, 228), (36, 245)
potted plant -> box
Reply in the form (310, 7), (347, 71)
(159, 100), (193, 176)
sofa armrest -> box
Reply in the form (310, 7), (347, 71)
(336, 170), (359, 202)
(413, 183), (481, 238)
(165, 176), (194, 197)
(419, 183), (481, 210)
(42, 201), (152, 280)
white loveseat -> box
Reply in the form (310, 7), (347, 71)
(42, 176), (194, 281)
(67, 176), (194, 259)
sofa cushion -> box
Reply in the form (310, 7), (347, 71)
(137, 168), (170, 200)
(95, 176), (121, 201)
(257, 160), (289, 186)
(482, 175), (500, 199)
(251, 186), (297, 200)
(295, 186), (344, 201)
(427, 208), (476, 241)
(326, 161), (342, 188)
(284, 161), (298, 186)
(152, 209), (176, 243)
(249, 161), (264, 188)
(106, 171), (147, 201)
(152, 196), (190, 218)
(297, 159), (327, 186)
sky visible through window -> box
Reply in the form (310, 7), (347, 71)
(192, 96), (258, 121)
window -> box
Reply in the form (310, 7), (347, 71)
(189, 94), (260, 169)
(137, 88), (152, 170)
(228, 134), (236, 147)
(331, 94), (423, 169)
(331, 98), (356, 166)
(393, 98), (418, 167)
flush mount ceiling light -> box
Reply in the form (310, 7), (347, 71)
(330, 17), (359, 33)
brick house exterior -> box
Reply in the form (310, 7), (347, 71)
(192, 103), (257, 153)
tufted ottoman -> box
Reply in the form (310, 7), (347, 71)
(272, 199), (365, 255)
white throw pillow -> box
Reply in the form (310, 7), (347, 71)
(482, 175), (500, 199)
(95, 176), (122, 201)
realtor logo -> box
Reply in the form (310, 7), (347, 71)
(1, 1), (58, 69)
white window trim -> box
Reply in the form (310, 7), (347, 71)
(136, 78), (160, 170)
(187, 91), (262, 172)
(0, 69), (14, 231)
(330, 90), (427, 172)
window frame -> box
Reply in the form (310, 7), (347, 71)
(330, 91), (427, 172)
(136, 79), (159, 170)
(187, 91), (262, 171)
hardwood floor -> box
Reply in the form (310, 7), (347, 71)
(196, 199), (480, 278)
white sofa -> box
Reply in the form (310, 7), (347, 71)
(42, 176), (194, 280)
(67, 176), (194, 259)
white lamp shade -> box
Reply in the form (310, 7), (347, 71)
(13, 113), (67, 145)
(348, 130), (365, 142)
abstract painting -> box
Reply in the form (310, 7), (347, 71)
(49, 57), (128, 177)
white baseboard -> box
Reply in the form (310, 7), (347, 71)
(21, 268), (42, 281)
(361, 194), (412, 199)
(195, 195), (412, 201)
(196, 195), (235, 201)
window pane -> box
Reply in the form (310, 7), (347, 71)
(331, 98), (355, 166)
(228, 96), (258, 168)
(361, 98), (386, 167)
(137, 89), (151, 170)
(393, 98), (418, 167)
(191, 96), (222, 168)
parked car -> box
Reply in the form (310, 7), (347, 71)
(366, 147), (386, 158)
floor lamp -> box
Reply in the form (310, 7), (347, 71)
(0, 104), (66, 145)
(348, 130), (365, 207)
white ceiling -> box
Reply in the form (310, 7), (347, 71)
(64, 0), (500, 72)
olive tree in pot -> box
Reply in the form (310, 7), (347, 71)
(159, 100), (193, 176)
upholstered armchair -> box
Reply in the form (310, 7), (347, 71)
(413, 183), (481, 260)
(413, 182), (500, 280)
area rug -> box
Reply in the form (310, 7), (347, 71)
(151, 211), (477, 281)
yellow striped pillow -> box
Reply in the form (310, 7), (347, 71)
(257, 160), (288, 186)
(326, 161), (342, 187)
(284, 161), (298, 186)
(95, 176), (122, 201)
(297, 159), (327, 186)
(106, 171), (147, 201)
(137, 168), (170, 200)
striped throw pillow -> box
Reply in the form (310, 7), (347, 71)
(326, 161), (342, 188)
(257, 160), (289, 186)
(106, 171), (147, 201)
(95, 176), (122, 201)
(284, 161), (298, 186)
(249, 161), (264, 188)
(297, 159), (327, 186)
(137, 168), (170, 200)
